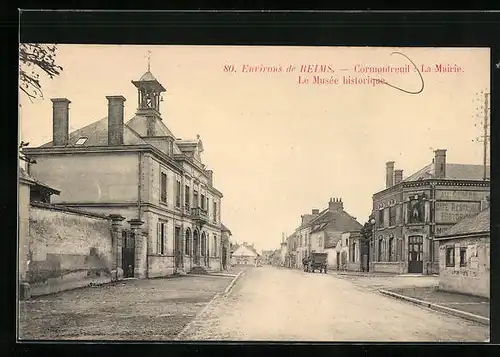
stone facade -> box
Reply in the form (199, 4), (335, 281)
(371, 151), (490, 275)
(436, 208), (489, 298)
(23, 68), (224, 279)
(438, 235), (489, 298)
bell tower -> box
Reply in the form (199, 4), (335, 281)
(131, 51), (166, 118)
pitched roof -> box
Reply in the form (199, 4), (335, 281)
(40, 117), (147, 147)
(437, 208), (490, 238)
(19, 167), (60, 194)
(403, 163), (490, 182)
(232, 244), (259, 257)
(221, 223), (232, 234)
(38, 114), (192, 159)
(138, 71), (158, 82)
(309, 210), (362, 234)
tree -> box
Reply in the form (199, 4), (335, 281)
(19, 43), (63, 101)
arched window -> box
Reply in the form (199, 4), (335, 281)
(388, 237), (394, 262)
(378, 237), (383, 262)
(185, 228), (191, 256)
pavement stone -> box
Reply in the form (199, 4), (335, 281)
(18, 274), (234, 340)
(388, 286), (490, 318)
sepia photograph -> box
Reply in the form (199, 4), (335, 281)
(17, 44), (490, 342)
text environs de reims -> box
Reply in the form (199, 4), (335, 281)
(241, 64), (335, 73)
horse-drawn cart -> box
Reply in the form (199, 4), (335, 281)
(304, 252), (328, 273)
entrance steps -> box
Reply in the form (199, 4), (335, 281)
(189, 266), (209, 275)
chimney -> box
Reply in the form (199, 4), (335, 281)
(386, 161), (395, 188)
(206, 170), (213, 186)
(434, 149), (447, 179)
(107, 95), (126, 146)
(312, 209), (320, 215)
(394, 169), (403, 185)
(51, 98), (71, 146)
(328, 197), (344, 212)
(481, 195), (490, 210)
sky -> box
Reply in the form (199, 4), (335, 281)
(19, 45), (490, 253)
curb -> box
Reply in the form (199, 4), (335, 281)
(174, 270), (245, 340)
(379, 289), (490, 326)
(222, 270), (245, 296)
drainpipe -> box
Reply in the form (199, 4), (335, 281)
(429, 182), (436, 275)
(138, 152), (148, 277)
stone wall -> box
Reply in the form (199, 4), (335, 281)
(27, 202), (115, 297)
(19, 182), (31, 282)
(148, 255), (175, 277)
(438, 235), (489, 298)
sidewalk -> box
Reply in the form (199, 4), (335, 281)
(19, 274), (235, 340)
(382, 286), (489, 325)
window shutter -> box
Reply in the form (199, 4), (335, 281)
(164, 224), (167, 255)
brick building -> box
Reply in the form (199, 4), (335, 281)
(370, 149), (490, 275)
(23, 68), (224, 279)
(436, 206), (490, 298)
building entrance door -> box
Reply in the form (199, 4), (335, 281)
(408, 235), (423, 273)
(336, 252), (340, 270)
(122, 231), (135, 278)
(193, 230), (200, 265)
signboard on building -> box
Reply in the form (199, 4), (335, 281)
(435, 201), (481, 224)
(435, 190), (489, 201)
(435, 225), (452, 236)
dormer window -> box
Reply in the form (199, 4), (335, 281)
(75, 137), (88, 145)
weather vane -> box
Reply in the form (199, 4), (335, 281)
(147, 50), (151, 71)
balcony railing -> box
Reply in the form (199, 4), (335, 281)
(191, 207), (208, 223)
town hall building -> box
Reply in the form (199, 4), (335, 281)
(23, 66), (225, 279)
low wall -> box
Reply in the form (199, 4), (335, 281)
(207, 257), (221, 272)
(27, 202), (114, 297)
(370, 262), (404, 274)
(148, 255), (175, 277)
(346, 262), (362, 272)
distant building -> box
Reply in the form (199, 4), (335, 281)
(221, 224), (232, 271)
(285, 233), (297, 268)
(304, 198), (362, 270)
(331, 231), (362, 271)
(231, 242), (260, 266)
(371, 150), (490, 275)
(294, 209), (320, 268)
(436, 205), (490, 298)
(279, 238), (287, 266)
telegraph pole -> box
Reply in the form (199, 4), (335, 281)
(473, 90), (490, 181)
(483, 92), (489, 181)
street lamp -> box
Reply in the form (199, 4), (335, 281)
(368, 218), (375, 272)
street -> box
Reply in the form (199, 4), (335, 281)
(179, 266), (489, 342)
